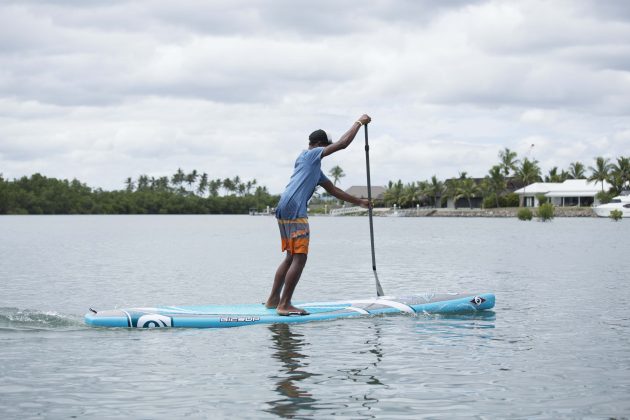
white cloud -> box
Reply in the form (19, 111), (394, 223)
(0, 0), (629, 193)
(520, 109), (558, 125)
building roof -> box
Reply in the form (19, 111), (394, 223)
(514, 179), (611, 196)
(344, 185), (386, 200)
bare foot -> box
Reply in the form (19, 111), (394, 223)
(276, 304), (309, 316)
(265, 296), (280, 309)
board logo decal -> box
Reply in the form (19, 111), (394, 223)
(135, 314), (172, 328)
(220, 316), (260, 323)
(470, 296), (486, 305)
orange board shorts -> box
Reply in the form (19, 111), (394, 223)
(277, 217), (309, 254)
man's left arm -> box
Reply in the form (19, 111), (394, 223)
(321, 180), (370, 208)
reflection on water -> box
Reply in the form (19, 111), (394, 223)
(339, 324), (384, 386)
(265, 322), (387, 418)
(265, 323), (318, 418)
(335, 323), (385, 418)
(431, 311), (497, 322)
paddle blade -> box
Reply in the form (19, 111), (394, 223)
(374, 270), (385, 297)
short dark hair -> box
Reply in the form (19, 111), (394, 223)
(309, 129), (332, 146)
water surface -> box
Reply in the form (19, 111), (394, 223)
(1, 215), (628, 418)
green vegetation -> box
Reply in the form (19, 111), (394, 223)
(517, 208), (533, 221)
(609, 209), (623, 221)
(568, 161), (586, 179)
(536, 194), (548, 206)
(587, 157), (613, 191)
(382, 151), (630, 210)
(608, 157), (630, 194)
(4, 150), (629, 215)
(515, 157), (541, 187)
(486, 165), (506, 208)
(0, 171), (278, 215)
(499, 147), (519, 176)
(328, 165), (345, 186)
(483, 192), (519, 209)
(537, 202), (555, 222)
(595, 190), (614, 204)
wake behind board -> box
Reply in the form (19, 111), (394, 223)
(85, 292), (495, 329)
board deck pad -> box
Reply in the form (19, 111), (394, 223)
(85, 293), (495, 328)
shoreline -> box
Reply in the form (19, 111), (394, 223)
(0, 208), (598, 217)
(419, 207), (595, 217)
(323, 207), (598, 218)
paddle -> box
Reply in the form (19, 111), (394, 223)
(364, 123), (385, 297)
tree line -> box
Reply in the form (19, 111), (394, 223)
(124, 169), (262, 197)
(382, 151), (630, 208)
(0, 169), (279, 215)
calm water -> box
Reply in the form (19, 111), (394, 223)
(1, 215), (629, 419)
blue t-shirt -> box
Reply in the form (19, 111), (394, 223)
(276, 147), (330, 219)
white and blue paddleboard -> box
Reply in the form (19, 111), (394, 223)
(84, 292), (495, 329)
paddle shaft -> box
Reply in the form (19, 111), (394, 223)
(364, 124), (385, 297)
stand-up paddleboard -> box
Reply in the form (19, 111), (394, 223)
(84, 292), (495, 329)
(86, 126), (497, 329)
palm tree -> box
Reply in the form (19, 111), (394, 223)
(254, 185), (269, 199)
(544, 167), (569, 183)
(384, 180), (404, 207)
(197, 173), (209, 196)
(245, 179), (257, 195)
(516, 158), (542, 186)
(400, 182), (422, 208)
(208, 179), (221, 197)
(456, 178), (480, 209)
(568, 161), (586, 179)
(424, 175), (444, 208)
(588, 157), (613, 192)
(445, 179), (460, 209)
(124, 177), (135, 192)
(231, 176), (242, 196)
(222, 178), (235, 195)
(499, 148), (519, 176)
(610, 156), (630, 193)
(417, 180), (430, 206)
(516, 158), (542, 207)
(171, 168), (185, 189)
(185, 170), (198, 192)
(477, 179), (492, 208)
(485, 165), (506, 208)
(328, 165), (346, 186)
(155, 176), (170, 192)
(137, 174), (149, 191)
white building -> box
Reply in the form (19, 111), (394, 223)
(514, 179), (611, 207)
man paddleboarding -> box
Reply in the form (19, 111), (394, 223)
(266, 114), (372, 316)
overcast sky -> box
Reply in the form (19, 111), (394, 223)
(1, 0), (629, 193)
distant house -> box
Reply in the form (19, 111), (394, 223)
(514, 179), (611, 207)
(344, 186), (386, 201)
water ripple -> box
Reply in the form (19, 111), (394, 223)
(0, 307), (84, 331)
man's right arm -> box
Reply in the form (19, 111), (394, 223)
(321, 180), (370, 208)
(321, 114), (371, 158)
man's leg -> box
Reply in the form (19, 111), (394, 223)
(265, 252), (293, 308)
(276, 253), (308, 315)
